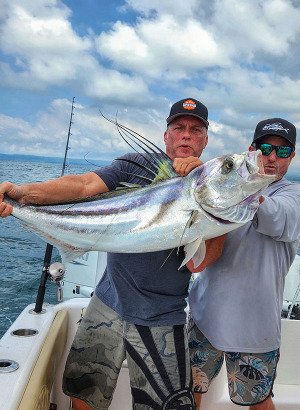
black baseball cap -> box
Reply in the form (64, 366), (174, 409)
(167, 98), (209, 128)
(252, 118), (296, 148)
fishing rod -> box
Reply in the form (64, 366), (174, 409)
(34, 97), (76, 313)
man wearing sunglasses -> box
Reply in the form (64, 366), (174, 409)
(251, 118), (295, 182)
(188, 118), (300, 410)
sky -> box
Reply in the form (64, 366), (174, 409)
(1, 0), (300, 174)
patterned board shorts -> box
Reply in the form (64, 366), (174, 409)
(62, 295), (195, 410)
(188, 318), (280, 406)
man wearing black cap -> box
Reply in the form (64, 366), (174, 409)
(0, 98), (211, 410)
(251, 118), (296, 180)
(188, 118), (300, 410)
(164, 98), (208, 174)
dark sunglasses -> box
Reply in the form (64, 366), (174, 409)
(254, 143), (294, 158)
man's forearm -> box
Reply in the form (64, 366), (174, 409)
(8, 172), (108, 205)
(0, 172), (109, 217)
(19, 174), (89, 204)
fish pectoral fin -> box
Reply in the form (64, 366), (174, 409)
(192, 241), (207, 269)
(177, 210), (198, 253)
(179, 237), (205, 269)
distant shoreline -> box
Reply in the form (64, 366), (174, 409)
(1, 152), (298, 179)
(0, 152), (111, 168)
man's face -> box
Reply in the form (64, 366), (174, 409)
(164, 115), (208, 160)
(249, 135), (295, 181)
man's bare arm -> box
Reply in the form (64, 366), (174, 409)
(0, 172), (108, 218)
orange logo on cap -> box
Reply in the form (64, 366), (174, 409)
(183, 99), (196, 110)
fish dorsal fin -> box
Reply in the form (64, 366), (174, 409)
(179, 237), (205, 269)
(116, 156), (177, 184)
(152, 160), (178, 182)
(118, 169), (155, 185)
(119, 181), (143, 188)
(116, 157), (157, 179)
(101, 113), (177, 183)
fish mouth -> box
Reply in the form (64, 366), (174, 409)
(241, 150), (276, 185)
(200, 190), (259, 225)
(256, 151), (265, 174)
(200, 204), (232, 225)
(245, 150), (264, 175)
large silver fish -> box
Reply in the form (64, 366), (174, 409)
(4, 150), (275, 268)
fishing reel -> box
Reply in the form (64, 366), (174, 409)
(282, 301), (300, 320)
(47, 262), (66, 301)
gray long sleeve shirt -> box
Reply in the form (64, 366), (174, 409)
(189, 178), (300, 353)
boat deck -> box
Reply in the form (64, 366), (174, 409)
(0, 299), (299, 409)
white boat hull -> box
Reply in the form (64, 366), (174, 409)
(0, 254), (299, 409)
(0, 298), (299, 409)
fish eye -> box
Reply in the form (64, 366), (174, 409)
(224, 159), (234, 169)
(222, 158), (234, 172)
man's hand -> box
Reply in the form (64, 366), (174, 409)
(173, 156), (203, 177)
(0, 181), (23, 218)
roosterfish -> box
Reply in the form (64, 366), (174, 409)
(3, 120), (275, 269)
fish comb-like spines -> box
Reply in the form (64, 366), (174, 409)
(101, 112), (177, 183)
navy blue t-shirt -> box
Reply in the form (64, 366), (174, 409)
(93, 153), (191, 326)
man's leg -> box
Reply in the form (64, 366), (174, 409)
(125, 322), (196, 409)
(225, 349), (280, 408)
(188, 317), (224, 409)
(249, 396), (275, 409)
(63, 295), (126, 409)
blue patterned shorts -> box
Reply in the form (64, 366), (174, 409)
(188, 319), (280, 406)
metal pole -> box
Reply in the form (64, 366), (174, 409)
(61, 97), (75, 176)
(33, 97), (75, 313)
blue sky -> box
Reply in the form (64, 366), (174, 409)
(1, 0), (300, 174)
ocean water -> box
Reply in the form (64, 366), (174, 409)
(0, 160), (299, 338)
(0, 160), (94, 338)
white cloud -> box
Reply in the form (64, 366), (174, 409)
(0, 0), (300, 176)
(96, 15), (228, 81)
(185, 66), (300, 123)
(123, 0), (300, 60)
(123, 0), (201, 18)
(0, 0), (151, 101)
(0, 4), (89, 56)
(99, 0), (300, 80)
(0, 99), (166, 160)
(211, 0), (300, 60)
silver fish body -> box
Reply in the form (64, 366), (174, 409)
(5, 150), (275, 267)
